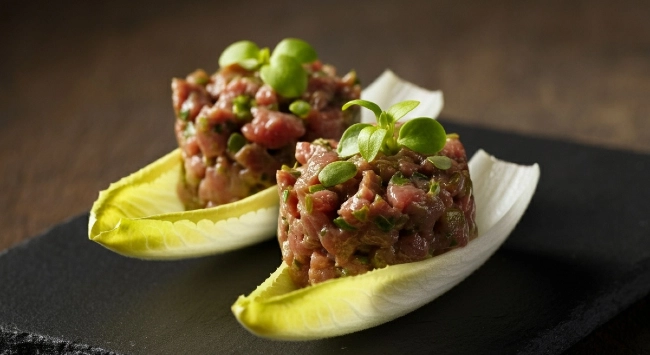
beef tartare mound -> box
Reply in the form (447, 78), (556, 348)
(277, 99), (477, 287)
(172, 39), (360, 208)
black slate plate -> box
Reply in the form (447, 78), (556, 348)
(1, 122), (649, 355)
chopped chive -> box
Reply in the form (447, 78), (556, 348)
(281, 165), (301, 178)
(232, 95), (254, 119)
(351, 206), (369, 222)
(305, 194), (313, 214)
(374, 215), (394, 232)
(289, 100), (311, 118)
(333, 217), (356, 231)
(227, 133), (247, 153)
(282, 189), (290, 203)
(412, 172), (428, 180)
(309, 184), (326, 193)
(429, 181), (440, 196)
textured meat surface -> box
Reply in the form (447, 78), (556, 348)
(174, 62), (360, 209)
(277, 137), (477, 287)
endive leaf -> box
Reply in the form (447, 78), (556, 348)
(89, 149), (279, 259)
(232, 150), (540, 340)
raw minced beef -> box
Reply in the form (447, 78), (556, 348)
(277, 137), (477, 288)
(173, 62), (360, 208)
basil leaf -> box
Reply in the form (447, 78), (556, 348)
(358, 126), (387, 162)
(218, 40), (260, 68)
(387, 100), (419, 123)
(272, 38), (318, 64)
(260, 55), (308, 98)
(397, 117), (446, 155)
(318, 161), (357, 187)
(342, 99), (382, 119)
(337, 123), (371, 158)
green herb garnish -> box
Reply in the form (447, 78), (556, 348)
(218, 38), (318, 98)
(318, 161), (357, 187)
(227, 133), (247, 153)
(333, 217), (356, 231)
(389, 172), (410, 186)
(308, 184), (326, 193)
(351, 206), (369, 222)
(179, 109), (190, 121)
(289, 100), (311, 118)
(428, 155), (452, 170)
(232, 95), (254, 120)
(338, 99), (447, 162)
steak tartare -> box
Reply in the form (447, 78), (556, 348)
(172, 39), (360, 208)
(276, 100), (477, 288)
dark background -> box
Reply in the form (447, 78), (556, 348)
(1, 0), (649, 353)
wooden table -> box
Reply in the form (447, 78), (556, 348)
(1, 0), (648, 353)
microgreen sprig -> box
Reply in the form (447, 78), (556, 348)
(218, 38), (318, 98)
(337, 99), (447, 162)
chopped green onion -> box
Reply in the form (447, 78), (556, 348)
(233, 95), (254, 120)
(333, 217), (356, 231)
(351, 206), (369, 222)
(374, 215), (394, 232)
(281, 165), (301, 178)
(429, 181), (440, 196)
(289, 100), (311, 118)
(282, 189), (290, 203)
(309, 184), (326, 193)
(305, 195), (313, 214)
(227, 133), (247, 153)
(179, 109), (190, 121)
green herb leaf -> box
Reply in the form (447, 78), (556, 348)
(333, 217), (356, 231)
(342, 99), (382, 118)
(428, 155), (452, 170)
(179, 109), (190, 121)
(351, 206), (369, 222)
(374, 215), (394, 232)
(358, 126), (387, 162)
(232, 95), (254, 119)
(308, 184), (326, 193)
(282, 189), (290, 202)
(389, 172), (410, 186)
(337, 123), (371, 158)
(227, 133), (247, 153)
(305, 195), (313, 214)
(397, 117), (446, 155)
(260, 54), (308, 98)
(289, 100), (311, 118)
(218, 40), (260, 68)
(318, 161), (357, 187)
(386, 100), (419, 123)
(272, 38), (318, 64)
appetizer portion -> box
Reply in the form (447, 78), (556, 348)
(173, 38), (360, 209)
(277, 110), (476, 287)
(233, 150), (540, 340)
(88, 70), (442, 260)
